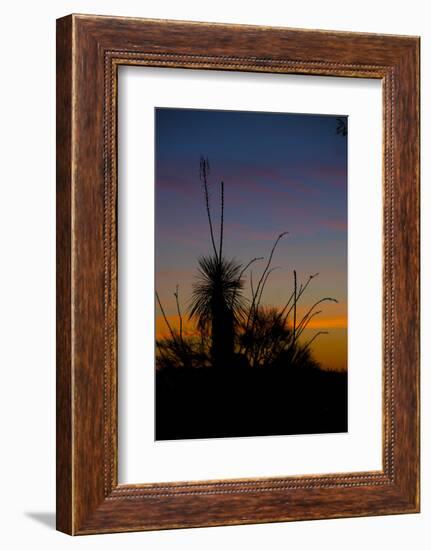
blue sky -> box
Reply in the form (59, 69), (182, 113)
(155, 107), (348, 370)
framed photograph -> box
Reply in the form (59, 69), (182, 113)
(56, 14), (420, 535)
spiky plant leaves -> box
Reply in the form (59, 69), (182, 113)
(189, 255), (246, 368)
(189, 255), (245, 331)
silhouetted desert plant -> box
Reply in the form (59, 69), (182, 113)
(156, 157), (337, 372)
(188, 156), (247, 368)
(237, 231), (337, 368)
(336, 116), (348, 137)
(239, 306), (319, 369)
(155, 150), (347, 440)
(189, 255), (245, 368)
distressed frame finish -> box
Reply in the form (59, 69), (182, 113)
(56, 14), (420, 535)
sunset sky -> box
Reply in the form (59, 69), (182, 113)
(155, 107), (347, 371)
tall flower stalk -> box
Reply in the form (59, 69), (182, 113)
(189, 157), (245, 367)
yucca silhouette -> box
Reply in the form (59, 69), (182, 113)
(155, 127), (347, 440)
(156, 156), (337, 372)
(188, 157), (245, 367)
(190, 255), (244, 368)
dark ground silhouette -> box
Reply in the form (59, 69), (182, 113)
(155, 153), (347, 441)
(156, 364), (347, 440)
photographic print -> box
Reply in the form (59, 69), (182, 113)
(155, 107), (348, 441)
(56, 16), (420, 533)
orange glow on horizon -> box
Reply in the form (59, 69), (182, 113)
(156, 314), (347, 371)
(156, 313), (347, 339)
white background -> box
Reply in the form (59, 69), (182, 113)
(118, 68), (382, 483)
(0, 1), (428, 549)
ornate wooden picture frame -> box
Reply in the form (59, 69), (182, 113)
(56, 14), (420, 535)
